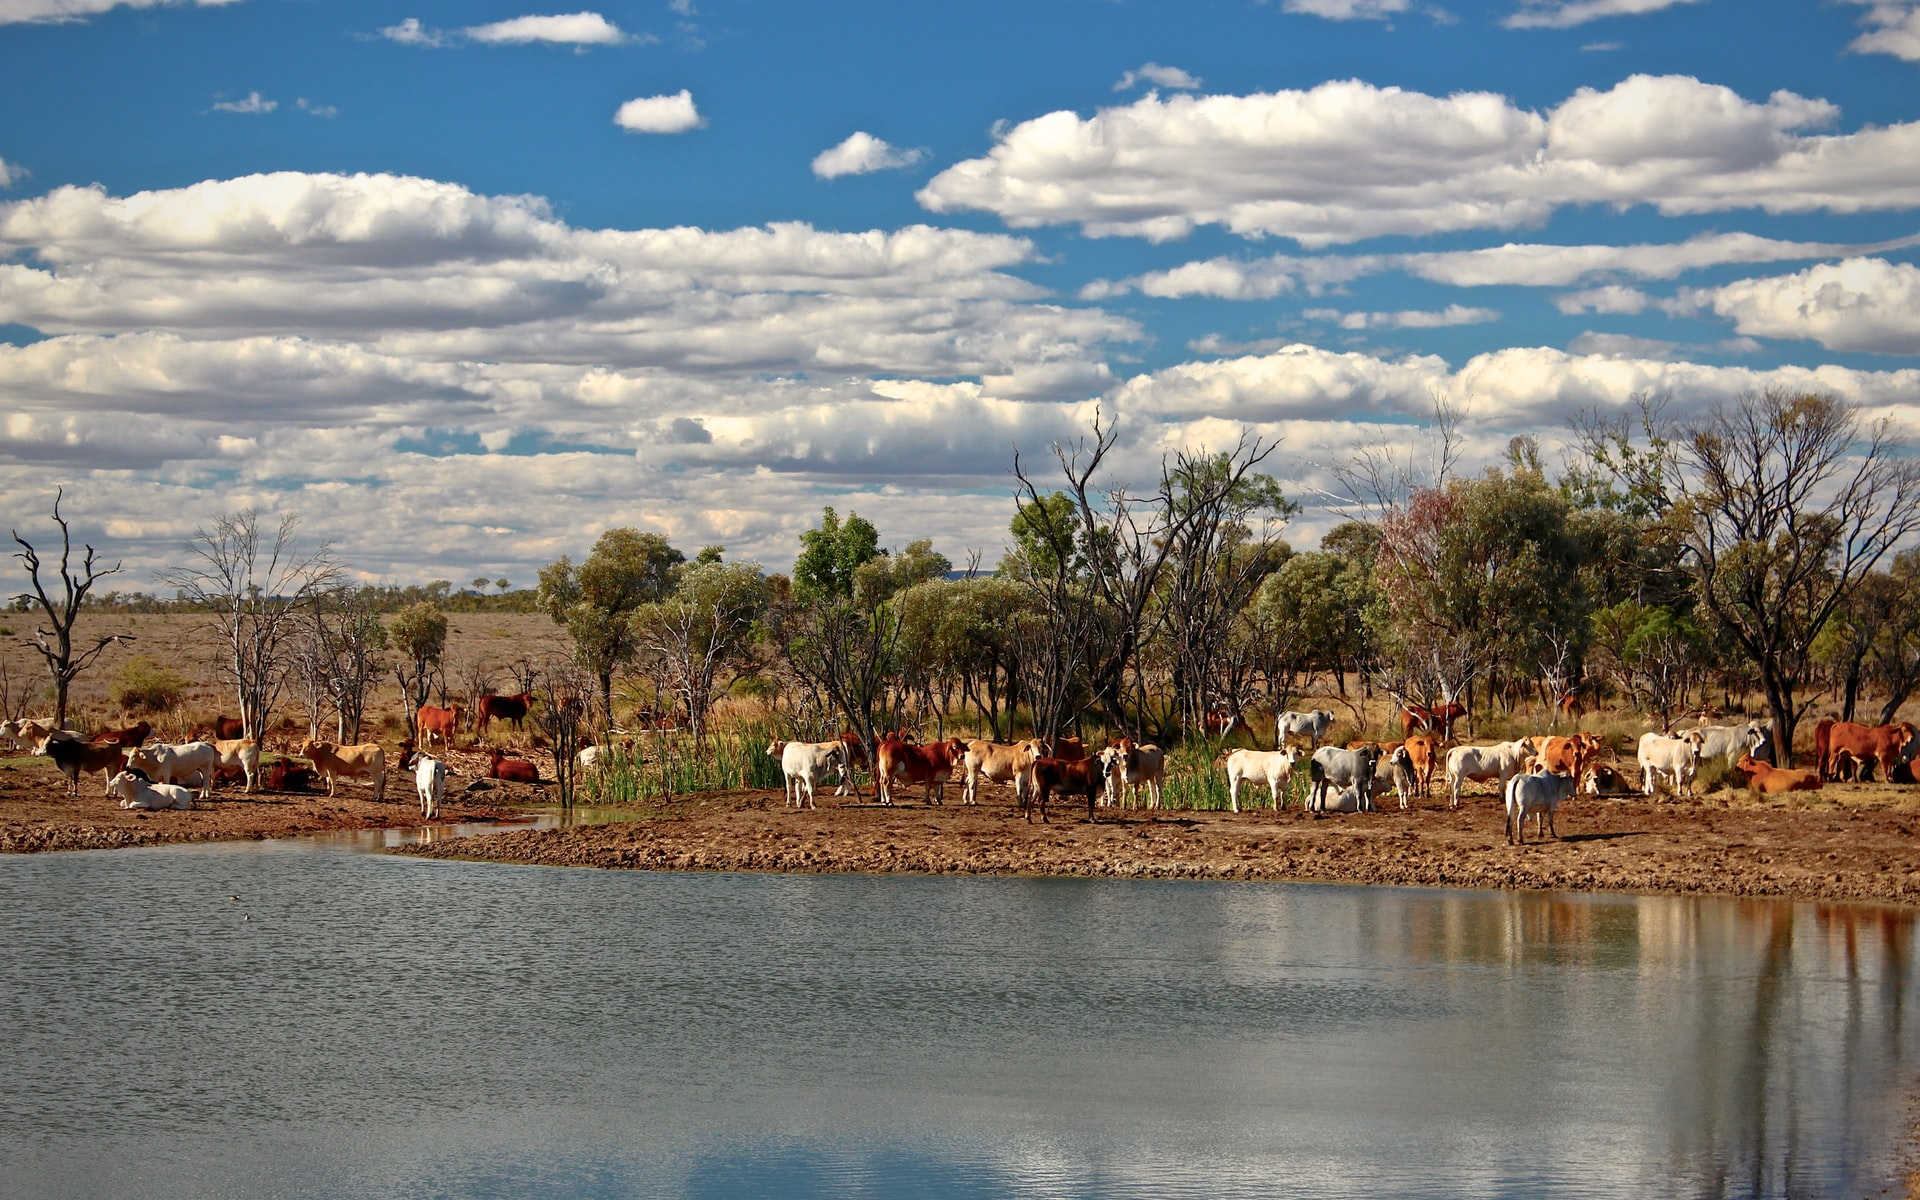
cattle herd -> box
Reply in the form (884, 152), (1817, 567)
(7, 698), (1918, 848)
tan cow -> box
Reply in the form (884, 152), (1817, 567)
(299, 739), (387, 800)
(1735, 754), (1822, 794)
(1098, 739), (1166, 808)
(210, 738), (261, 792)
(961, 738), (1046, 805)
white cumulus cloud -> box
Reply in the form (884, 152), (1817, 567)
(1303, 305), (1500, 329)
(1113, 63), (1202, 91)
(0, 157), (21, 189)
(1679, 258), (1920, 355)
(465, 11), (634, 45)
(812, 132), (927, 179)
(614, 90), (703, 134)
(1504, 0), (1702, 29)
(1280, 0), (1413, 18)
(1847, 2), (1920, 60)
(379, 16), (443, 44)
(0, 0), (239, 26)
(919, 74), (1911, 247)
(211, 91), (276, 114)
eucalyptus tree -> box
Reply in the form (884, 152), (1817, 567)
(389, 602), (447, 736)
(630, 558), (771, 741)
(538, 528), (684, 726)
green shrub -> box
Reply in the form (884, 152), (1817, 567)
(111, 656), (189, 714)
(581, 718), (787, 804)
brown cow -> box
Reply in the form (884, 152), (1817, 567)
(1816, 719), (1918, 782)
(477, 693), (533, 734)
(416, 703), (463, 750)
(487, 746), (540, 784)
(45, 737), (131, 796)
(1400, 702), (1466, 741)
(88, 720), (153, 748)
(1029, 756), (1104, 822)
(1401, 733), (1439, 796)
(262, 759), (318, 793)
(875, 737), (966, 805)
(1736, 753), (1822, 794)
(299, 739), (387, 800)
(211, 715), (246, 740)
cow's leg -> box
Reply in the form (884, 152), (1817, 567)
(1228, 774), (1240, 813)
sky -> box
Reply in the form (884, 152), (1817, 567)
(2, 0), (1919, 587)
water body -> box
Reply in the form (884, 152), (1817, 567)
(0, 835), (1914, 1199)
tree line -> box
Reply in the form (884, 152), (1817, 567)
(12, 389), (1920, 768)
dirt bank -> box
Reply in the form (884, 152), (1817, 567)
(396, 781), (1920, 907)
(0, 749), (531, 853)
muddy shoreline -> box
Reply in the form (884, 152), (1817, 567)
(392, 784), (1920, 908)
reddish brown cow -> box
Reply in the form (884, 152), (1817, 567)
(1736, 754), (1822, 794)
(262, 759), (318, 792)
(211, 715), (246, 740)
(1401, 733), (1439, 797)
(875, 737), (966, 805)
(1816, 719), (1918, 781)
(487, 747), (540, 784)
(1400, 702), (1466, 741)
(46, 738), (130, 796)
(88, 720), (152, 748)
(477, 693), (533, 734)
(417, 704), (463, 750)
(1028, 756), (1104, 822)
(1045, 736), (1086, 761)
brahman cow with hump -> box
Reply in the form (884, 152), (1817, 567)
(1637, 730), (1707, 798)
(961, 738), (1045, 805)
(1444, 740), (1536, 810)
(125, 741), (220, 800)
(1694, 719), (1774, 765)
(88, 720), (153, 749)
(108, 769), (195, 811)
(1098, 739), (1166, 809)
(1275, 710), (1334, 748)
(1028, 756), (1104, 823)
(43, 737), (130, 796)
(767, 739), (853, 809)
(1815, 719), (1918, 782)
(1224, 747), (1302, 812)
(1309, 744), (1381, 812)
(299, 739), (387, 800)
(1506, 767), (1577, 845)
(876, 737), (967, 806)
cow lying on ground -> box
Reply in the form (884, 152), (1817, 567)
(1735, 754), (1822, 794)
(767, 739), (852, 809)
(1506, 768), (1577, 845)
(108, 769), (195, 810)
(126, 741), (220, 800)
(1583, 764), (1639, 796)
(44, 737), (130, 796)
(1224, 747), (1301, 812)
(962, 738), (1044, 805)
(1028, 756), (1103, 822)
(299, 739), (387, 800)
(1445, 740), (1535, 809)
(486, 747), (539, 784)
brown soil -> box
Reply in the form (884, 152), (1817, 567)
(394, 779), (1920, 907)
(0, 745), (535, 853)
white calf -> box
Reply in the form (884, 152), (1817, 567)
(1506, 768), (1577, 844)
(1098, 740), (1166, 809)
(1224, 748), (1302, 812)
(1444, 740), (1537, 809)
(1638, 730), (1707, 798)
(415, 755), (448, 819)
(108, 770), (195, 810)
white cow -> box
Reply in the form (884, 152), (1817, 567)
(2, 718), (79, 752)
(1098, 740), (1166, 809)
(1385, 744), (1421, 810)
(1276, 710), (1335, 747)
(1695, 720), (1773, 765)
(415, 754), (448, 819)
(125, 741), (220, 800)
(1638, 730), (1707, 798)
(769, 739), (850, 810)
(1444, 740), (1537, 810)
(108, 770), (195, 810)
(576, 745), (601, 773)
(1506, 768), (1577, 844)
(1224, 747), (1302, 812)
(1309, 745), (1381, 811)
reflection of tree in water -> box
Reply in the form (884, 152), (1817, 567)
(1663, 901), (1917, 1197)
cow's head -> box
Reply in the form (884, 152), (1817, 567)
(766, 740), (786, 758)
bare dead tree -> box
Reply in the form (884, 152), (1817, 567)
(531, 657), (589, 807)
(11, 490), (132, 728)
(159, 510), (340, 740)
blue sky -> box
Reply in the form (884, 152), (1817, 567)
(2, 0), (1918, 583)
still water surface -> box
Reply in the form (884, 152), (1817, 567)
(0, 833), (1915, 1198)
